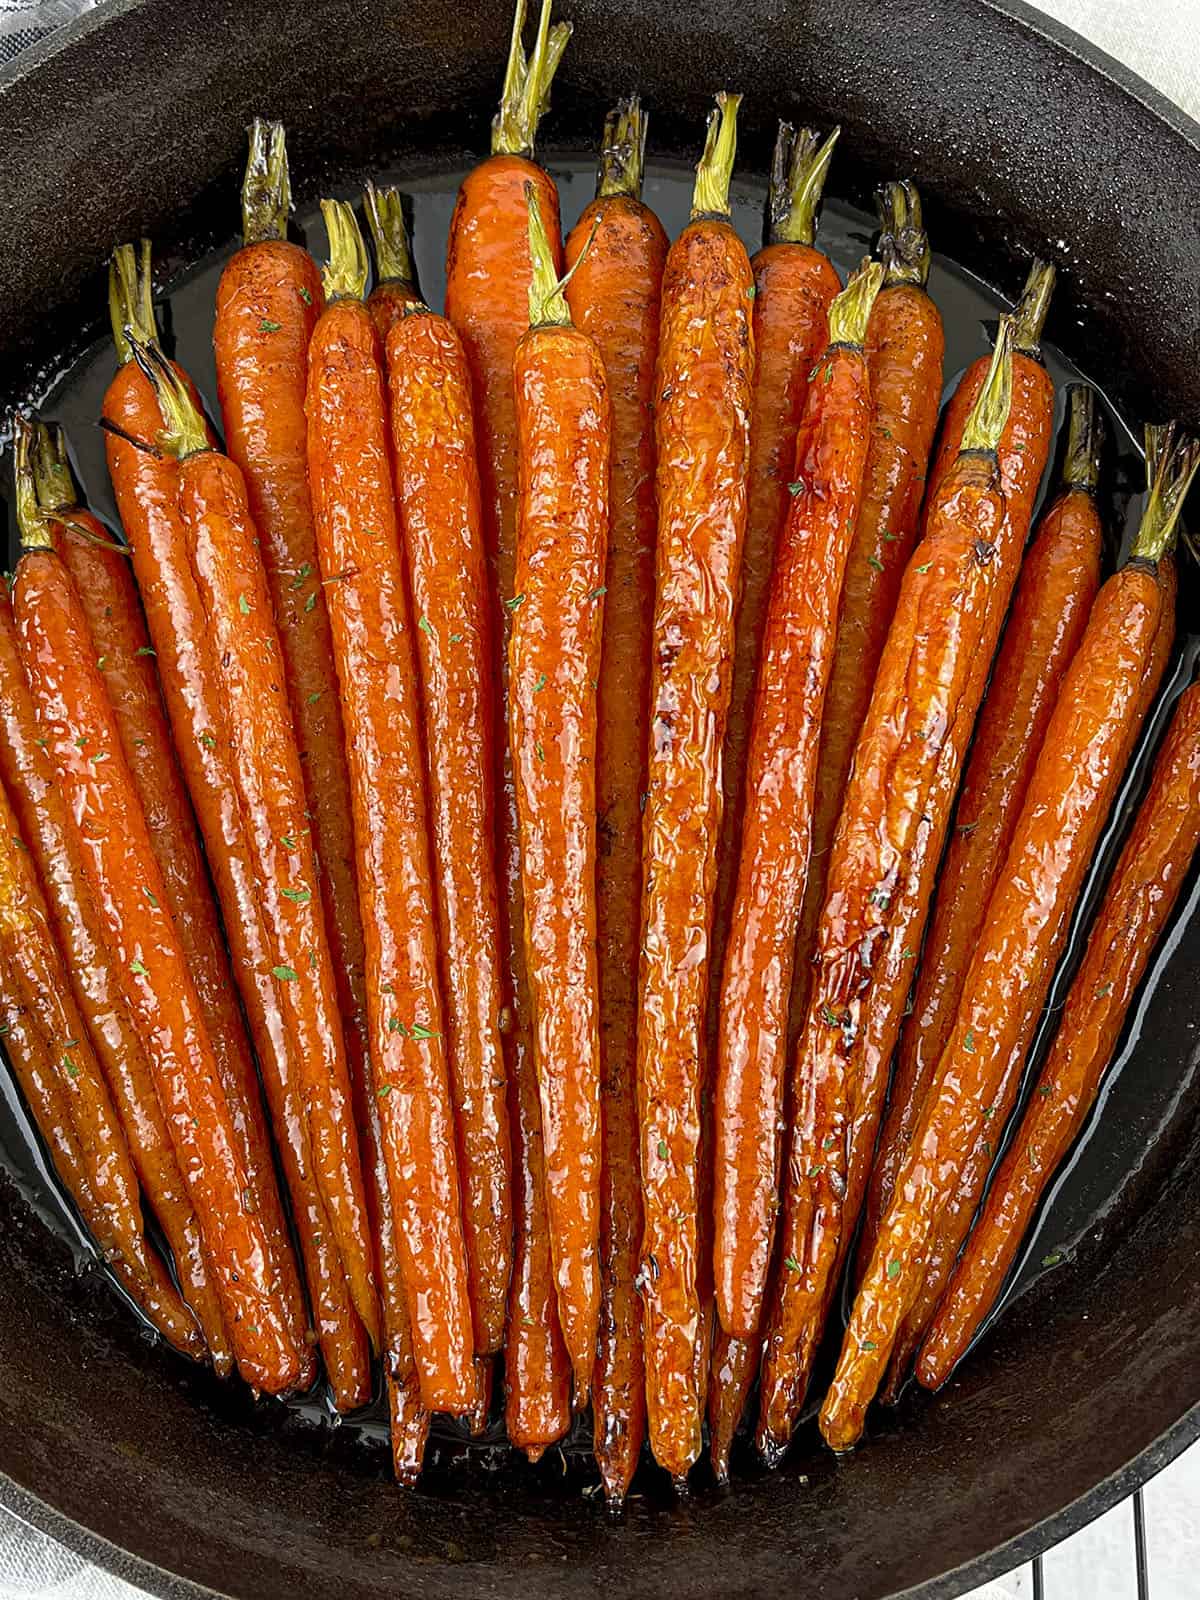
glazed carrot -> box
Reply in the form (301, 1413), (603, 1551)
(708, 1328), (756, 1485)
(14, 535), (303, 1392)
(381, 209), (511, 1358)
(792, 181), (945, 1028)
(364, 182), (422, 342)
(920, 672), (1200, 1388)
(562, 95), (665, 1505)
(855, 258), (1059, 1284)
(711, 120), (840, 1030)
(713, 260), (883, 1349)
(756, 320), (1017, 1460)
(822, 431), (1198, 1451)
(307, 201), (475, 1414)
(3, 426), (231, 1370)
(508, 186), (609, 1403)
(0, 945), (205, 1359)
(102, 242), (312, 1378)
(636, 93), (755, 1483)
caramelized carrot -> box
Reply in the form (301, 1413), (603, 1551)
(823, 430), (1198, 1451)
(509, 186), (609, 1402)
(14, 533), (303, 1393)
(792, 181), (945, 1028)
(562, 95), (665, 1505)
(713, 261), (883, 1347)
(364, 182), (422, 342)
(0, 945), (204, 1358)
(756, 321), (1017, 1460)
(857, 261), (1059, 1281)
(637, 94), (754, 1483)
(921, 669), (1200, 1388)
(307, 201), (475, 1414)
(708, 1327), (756, 1485)
(380, 206), (511, 1358)
(102, 242), (312, 1378)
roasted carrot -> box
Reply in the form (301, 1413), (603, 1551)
(14, 531), (304, 1392)
(791, 181), (945, 1029)
(920, 668), (1200, 1388)
(562, 94), (665, 1505)
(508, 185), (609, 1403)
(755, 320), (1017, 1460)
(381, 213), (512, 1359)
(713, 260), (883, 1351)
(855, 258), (1058, 1285)
(636, 93), (754, 1483)
(707, 1327), (756, 1485)
(822, 429), (1197, 1451)
(0, 944), (205, 1359)
(307, 200), (475, 1414)
(364, 182), (422, 342)
(102, 242), (313, 1379)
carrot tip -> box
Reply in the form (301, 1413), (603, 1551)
(876, 178), (931, 288)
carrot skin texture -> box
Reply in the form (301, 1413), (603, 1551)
(792, 282), (945, 1027)
(708, 1327), (757, 1484)
(564, 186), (665, 1502)
(714, 339), (874, 1343)
(103, 362), (313, 1379)
(368, 278), (423, 346)
(919, 677), (1200, 1387)
(386, 308), (512, 1355)
(0, 588), (230, 1369)
(824, 559), (1162, 1449)
(510, 320), (608, 1400)
(15, 553), (304, 1392)
(0, 948), (205, 1358)
(638, 216), (755, 1479)
(306, 295), (476, 1414)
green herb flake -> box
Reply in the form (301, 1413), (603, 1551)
(963, 1028), (977, 1054)
(958, 820), (979, 836)
(299, 287), (313, 306)
(388, 1017), (403, 1034)
(783, 1256), (801, 1273)
(376, 1083), (393, 1098)
(96, 655), (107, 669)
(89, 750), (108, 766)
(281, 886), (311, 904)
(656, 1139), (668, 1161)
(887, 1259), (901, 1281)
(143, 886), (158, 908)
(200, 732), (216, 750)
(306, 690), (322, 705)
(34, 737), (47, 749)
(808, 1163), (824, 1179)
(304, 590), (317, 613)
(136, 645), (156, 657)
(532, 671), (547, 694)
(411, 1023), (439, 1040)
(982, 1104), (995, 1120)
(867, 555), (885, 573)
(883, 531), (898, 542)
(505, 592), (526, 612)
(787, 481), (805, 497)
(821, 1004), (840, 1027)
(418, 615), (435, 638)
(238, 593), (251, 616)
(1042, 1250), (1064, 1268)
(822, 1136), (837, 1152)
(916, 562), (931, 574)
(902, 947), (916, 960)
(1038, 1084), (1053, 1098)
(259, 318), (282, 332)
(535, 741), (546, 764)
(588, 586), (607, 600)
(272, 965), (299, 982)
(63, 1056), (80, 1079)
(74, 735), (87, 748)
(381, 982), (395, 996)
(291, 563), (313, 591)
(280, 835), (297, 850)
(861, 1339), (877, 1352)
(1095, 981), (1114, 999)
(130, 959), (149, 977)
(449, 632), (464, 644)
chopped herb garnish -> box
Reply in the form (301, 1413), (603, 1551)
(306, 690), (322, 705)
(915, 562), (931, 574)
(380, 982), (394, 995)
(130, 959), (149, 977)
(299, 287), (312, 306)
(1038, 1084), (1053, 1098)
(449, 632), (463, 644)
(411, 1023), (439, 1040)
(958, 820), (979, 836)
(535, 741), (546, 764)
(136, 645), (156, 657)
(783, 1256), (801, 1273)
(143, 886), (158, 908)
(1042, 1250), (1064, 1268)
(656, 1139), (668, 1160)
(418, 615), (435, 638)
(887, 1259), (901, 1281)
(821, 1004), (840, 1027)
(376, 1083), (393, 1098)
(281, 886), (311, 904)
(588, 586), (607, 600)
(238, 593), (251, 615)
(200, 732), (216, 750)
(963, 1028), (977, 1053)
(388, 1017), (403, 1034)
(867, 555), (885, 573)
(89, 751), (108, 765)
(304, 591), (317, 613)
(34, 737), (47, 749)
(1095, 981), (1113, 998)
(259, 318), (282, 332)
(74, 735), (87, 748)
(272, 965), (299, 981)
(787, 480), (804, 497)
(280, 835), (297, 850)
(808, 1163), (823, 1178)
(505, 593), (526, 612)
(861, 1339), (877, 1352)
(901, 947), (916, 960)
(63, 1056), (80, 1079)
(823, 1136), (837, 1152)
(291, 563), (312, 591)
(96, 655), (107, 669)
(532, 671), (547, 694)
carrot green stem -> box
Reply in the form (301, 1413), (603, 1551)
(241, 118), (291, 246)
(692, 91), (741, 220)
(526, 181), (573, 327)
(12, 416), (50, 551)
(126, 335), (209, 461)
(1134, 422), (1200, 564)
(827, 258), (885, 348)
(1010, 258), (1055, 357)
(492, 0), (572, 159)
(1060, 383), (1104, 495)
(363, 181), (417, 289)
(961, 316), (1014, 454)
(31, 423), (77, 515)
(877, 179), (931, 288)
(320, 199), (369, 304)
(108, 241), (158, 367)
(597, 95), (647, 201)
(767, 121), (838, 247)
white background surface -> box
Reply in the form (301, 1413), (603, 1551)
(0, 2), (1198, 1597)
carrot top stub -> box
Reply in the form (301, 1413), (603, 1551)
(1010, 258), (1056, 357)
(525, 182), (587, 328)
(363, 181), (417, 289)
(876, 179), (930, 288)
(241, 117), (291, 246)
(108, 241), (157, 367)
(692, 91), (742, 219)
(767, 121), (839, 247)
(1061, 382), (1105, 495)
(597, 95), (649, 201)
(13, 416), (51, 551)
(320, 199), (370, 304)
(1135, 421), (1200, 565)
(492, 0), (572, 159)
(126, 336), (209, 460)
(960, 316), (1015, 454)
(827, 258), (885, 349)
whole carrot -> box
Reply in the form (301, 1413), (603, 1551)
(757, 321), (1017, 1460)
(0, 944), (205, 1359)
(854, 258), (1058, 1286)
(102, 241), (312, 1378)
(307, 200), (475, 1414)
(637, 92), (755, 1483)
(364, 182), (422, 342)
(562, 95), (665, 1505)
(380, 203), (512, 1359)
(508, 185), (609, 1403)
(823, 429), (1197, 1451)
(14, 531), (304, 1393)
(920, 668), (1200, 1388)
(791, 181), (945, 1028)
(713, 260), (883, 1348)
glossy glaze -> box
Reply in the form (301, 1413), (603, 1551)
(638, 215), (754, 1479)
(386, 307), (512, 1356)
(14, 548), (303, 1392)
(368, 276), (423, 344)
(707, 1326), (756, 1484)
(826, 556), (1163, 1450)
(564, 183), (665, 1504)
(714, 335), (875, 1344)
(305, 294), (475, 1414)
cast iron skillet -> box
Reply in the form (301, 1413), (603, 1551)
(0, 2), (1199, 1596)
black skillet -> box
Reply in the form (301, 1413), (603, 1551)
(0, 1), (1199, 1596)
